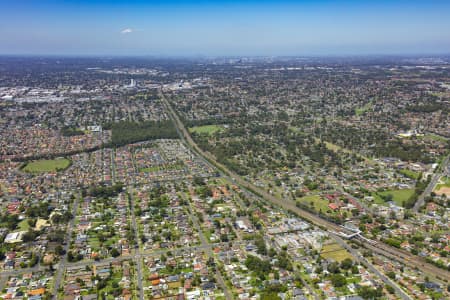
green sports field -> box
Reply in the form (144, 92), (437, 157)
(189, 124), (223, 135)
(22, 158), (71, 173)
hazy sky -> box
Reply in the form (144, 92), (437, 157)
(1, 0), (449, 56)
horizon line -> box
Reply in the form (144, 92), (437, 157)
(1, 53), (450, 59)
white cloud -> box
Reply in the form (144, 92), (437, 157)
(121, 28), (133, 34)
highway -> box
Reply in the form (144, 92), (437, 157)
(159, 92), (450, 284)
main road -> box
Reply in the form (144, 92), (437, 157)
(52, 193), (81, 299)
(128, 188), (145, 300)
(183, 193), (233, 300)
(413, 155), (449, 212)
(331, 233), (412, 300)
(159, 91), (450, 283)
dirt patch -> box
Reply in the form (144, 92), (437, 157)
(435, 187), (450, 197)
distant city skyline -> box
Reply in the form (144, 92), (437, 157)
(1, 0), (450, 56)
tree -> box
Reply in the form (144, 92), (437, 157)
(328, 262), (340, 274)
(255, 235), (267, 255)
(386, 271), (396, 280)
(22, 230), (38, 242)
(340, 258), (353, 270)
(357, 286), (383, 299)
(261, 292), (281, 300)
(109, 120), (178, 147)
(28, 253), (38, 267)
(67, 251), (82, 262)
(276, 250), (293, 271)
(55, 245), (65, 255)
(245, 255), (272, 280)
(386, 285), (395, 294)
(110, 248), (120, 257)
(330, 274), (346, 287)
(384, 194), (393, 202)
(97, 279), (107, 290)
(220, 234), (229, 242)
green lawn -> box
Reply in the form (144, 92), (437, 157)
(313, 137), (372, 163)
(140, 162), (184, 173)
(355, 102), (373, 116)
(22, 158), (71, 173)
(399, 169), (420, 180)
(15, 219), (30, 232)
(88, 237), (101, 248)
(422, 134), (448, 142)
(189, 124), (223, 135)
(436, 176), (450, 190)
(373, 189), (416, 206)
(297, 195), (331, 213)
(321, 243), (353, 262)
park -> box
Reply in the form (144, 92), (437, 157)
(22, 158), (71, 173)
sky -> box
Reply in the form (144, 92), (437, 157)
(0, 0), (450, 56)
